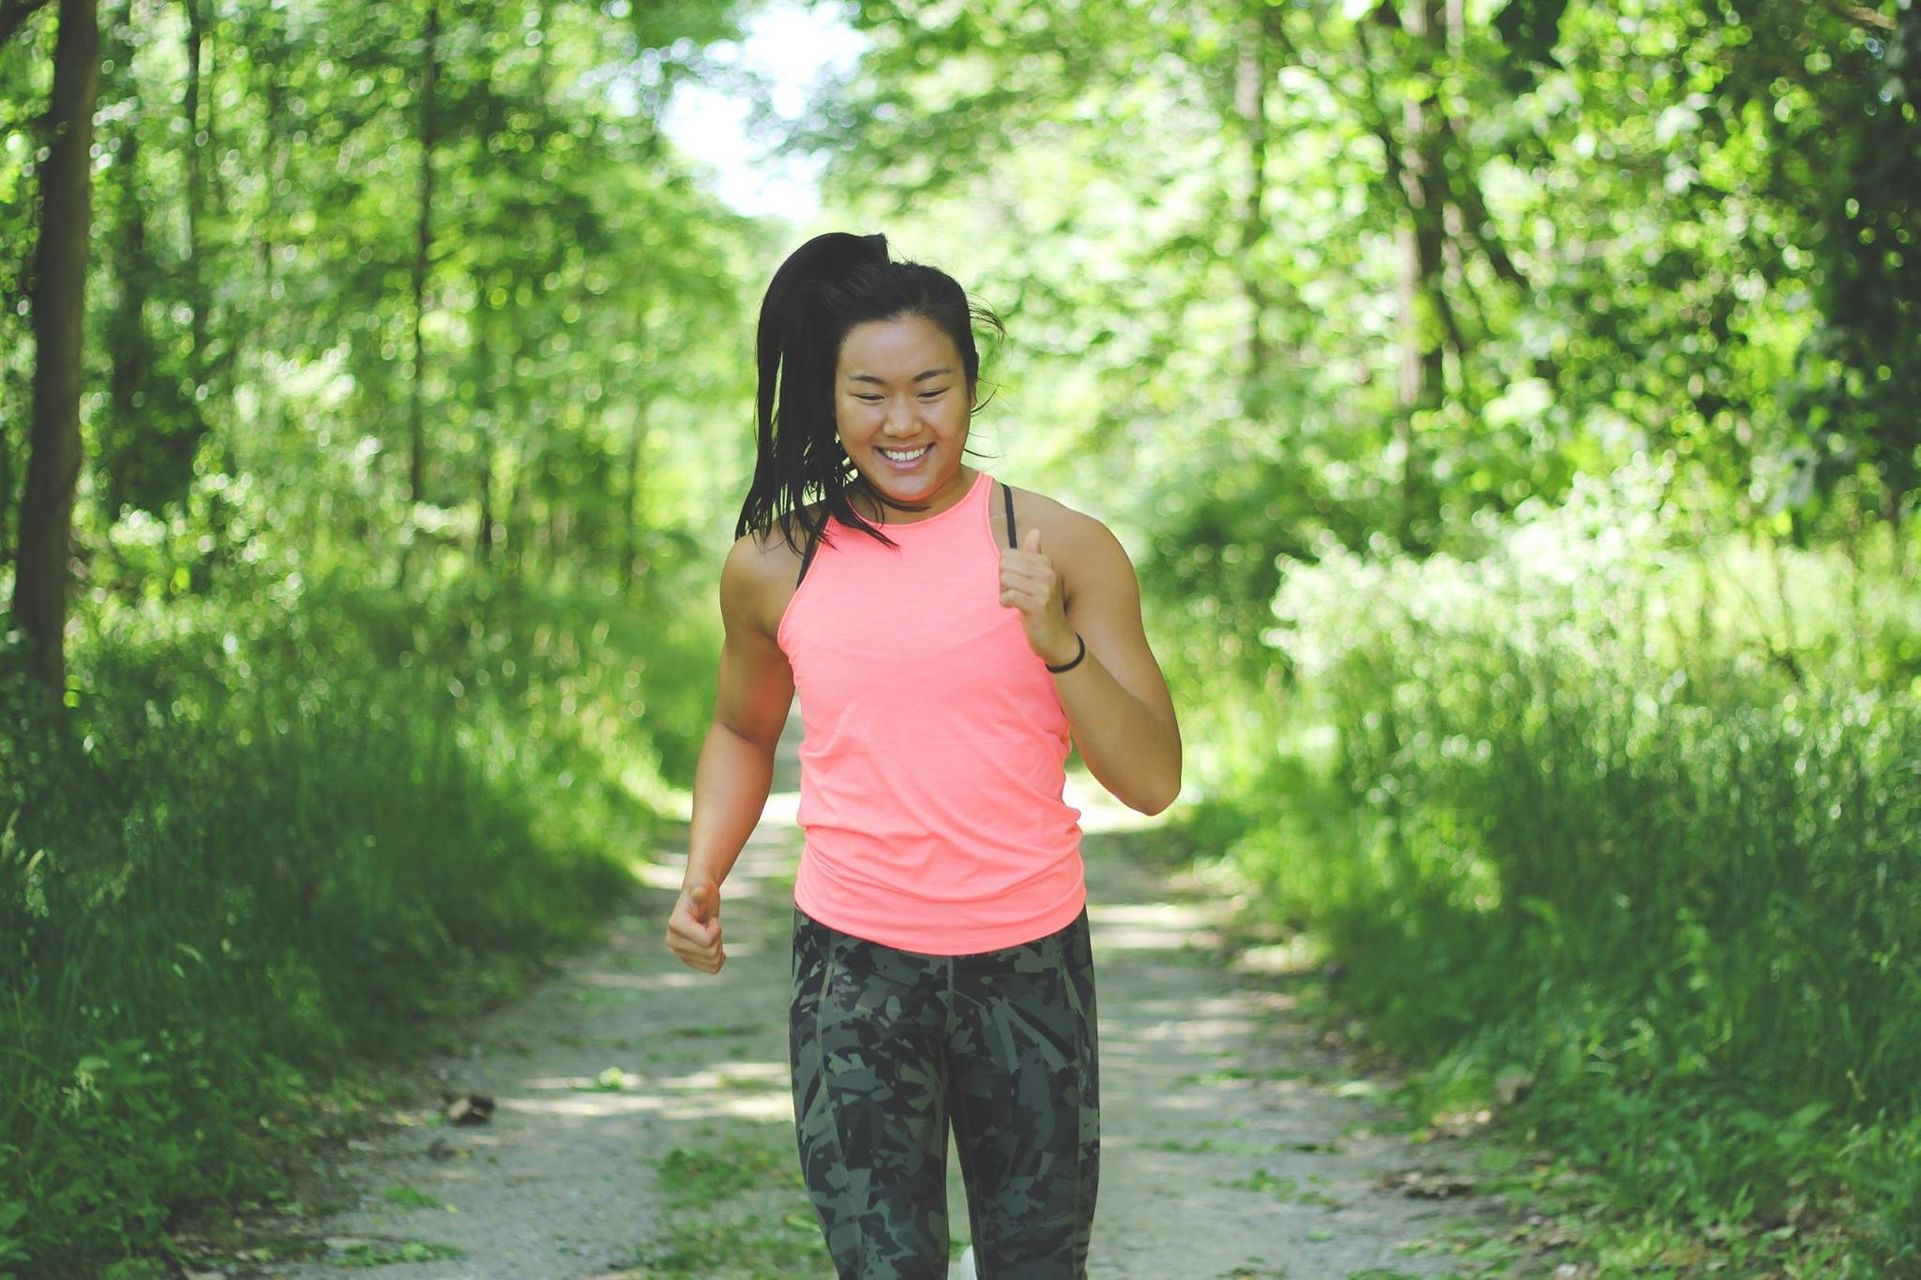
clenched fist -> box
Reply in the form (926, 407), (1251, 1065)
(998, 527), (1078, 667)
(665, 880), (726, 974)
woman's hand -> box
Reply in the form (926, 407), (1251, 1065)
(999, 528), (1079, 667)
(665, 881), (726, 973)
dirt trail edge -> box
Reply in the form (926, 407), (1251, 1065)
(220, 739), (1526, 1280)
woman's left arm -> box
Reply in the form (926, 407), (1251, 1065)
(1000, 519), (1182, 815)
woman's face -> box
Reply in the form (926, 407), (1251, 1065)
(834, 313), (973, 516)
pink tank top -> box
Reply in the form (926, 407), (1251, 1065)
(776, 469), (1086, 955)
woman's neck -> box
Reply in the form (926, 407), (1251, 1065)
(847, 467), (975, 524)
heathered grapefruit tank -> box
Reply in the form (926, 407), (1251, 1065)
(776, 469), (1086, 955)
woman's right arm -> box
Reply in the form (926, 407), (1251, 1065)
(663, 534), (796, 974)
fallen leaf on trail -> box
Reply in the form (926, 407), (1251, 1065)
(1495, 1069), (1535, 1107)
(443, 1092), (495, 1125)
(1379, 1168), (1476, 1199)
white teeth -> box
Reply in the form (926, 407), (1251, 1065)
(880, 445), (930, 461)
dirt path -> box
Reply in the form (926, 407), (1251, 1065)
(215, 736), (1526, 1280)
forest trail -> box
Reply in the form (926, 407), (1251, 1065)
(223, 724), (1525, 1279)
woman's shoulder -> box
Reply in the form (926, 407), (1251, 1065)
(995, 480), (1115, 548)
(723, 510), (820, 636)
(994, 479), (1139, 602)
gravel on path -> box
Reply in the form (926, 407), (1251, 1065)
(217, 755), (1525, 1280)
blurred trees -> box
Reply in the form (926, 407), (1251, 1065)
(5, 0), (1910, 707)
(0, 0), (765, 705)
(812, 0), (1917, 662)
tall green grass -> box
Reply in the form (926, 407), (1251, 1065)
(0, 558), (718, 1278)
(1180, 468), (1921, 1272)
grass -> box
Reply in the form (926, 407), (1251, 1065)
(1220, 1169), (1345, 1209)
(333, 1239), (465, 1266)
(0, 560), (719, 1278)
(638, 1131), (832, 1278)
(658, 1134), (805, 1207)
(1168, 513), (1921, 1277)
(378, 1184), (449, 1211)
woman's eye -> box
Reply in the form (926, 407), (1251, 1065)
(918, 389), (949, 401)
(855, 394), (883, 403)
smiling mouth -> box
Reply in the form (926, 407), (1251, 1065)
(878, 444), (931, 463)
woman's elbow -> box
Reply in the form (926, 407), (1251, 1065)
(1127, 768), (1181, 817)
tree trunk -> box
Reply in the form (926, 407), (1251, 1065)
(473, 283), (496, 566)
(12, 0), (100, 710)
(408, 0), (438, 508)
(1, 407), (13, 569)
(0, 0), (53, 47)
(397, 0), (440, 590)
(182, 0), (208, 384)
(539, 446), (558, 578)
(1362, 0), (1449, 553)
(1235, 4), (1271, 417)
(477, 449), (495, 565)
(621, 401), (646, 595)
(105, 0), (151, 522)
(504, 437), (528, 580)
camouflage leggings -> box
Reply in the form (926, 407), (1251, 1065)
(789, 905), (1100, 1279)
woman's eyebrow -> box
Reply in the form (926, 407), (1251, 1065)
(847, 367), (955, 384)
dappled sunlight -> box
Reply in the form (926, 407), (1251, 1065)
(758, 788), (802, 826)
(601, 969), (716, 991)
(472, 1055), (798, 1128)
(650, 1060), (795, 1123)
(660, 1060), (789, 1091)
(1127, 1013), (1258, 1045)
(632, 860), (685, 892)
(1066, 770), (1171, 834)
(1088, 900), (1220, 954)
(1230, 937), (1324, 978)
(655, 1092), (794, 1123)
(571, 968), (670, 991)
(503, 1090), (669, 1118)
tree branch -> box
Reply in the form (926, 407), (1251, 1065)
(0, 0), (52, 47)
(1830, 1), (1895, 31)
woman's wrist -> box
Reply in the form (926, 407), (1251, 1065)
(1044, 633), (1086, 673)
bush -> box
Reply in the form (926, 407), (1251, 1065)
(1213, 462), (1921, 1268)
(0, 559), (716, 1276)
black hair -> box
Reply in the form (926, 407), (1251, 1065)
(734, 231), (1003, 554)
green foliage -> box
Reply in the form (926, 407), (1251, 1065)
(0, 537), (715, 1273)
(380, 1183), (449, 1210)
(659, 1135), (805, 1207)
(638, 1132), (828, 1278)
(816, 0), (1919, 656)
(1204, 462), (1921, 1269)
(4, 0), (765, 596)
(335, 1239), (464, 1266)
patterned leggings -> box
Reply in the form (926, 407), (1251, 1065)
(789, 905), (1101, 1279)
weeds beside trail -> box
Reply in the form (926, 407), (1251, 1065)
(1174, 478), (1921, 1277)
(0, 569), (715, 1279)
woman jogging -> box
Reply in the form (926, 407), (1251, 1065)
(664, 231), (1181, 1279)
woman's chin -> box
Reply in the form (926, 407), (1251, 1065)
(862, 465), (942, 503)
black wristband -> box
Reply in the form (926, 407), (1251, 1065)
(1045, 633), (1087, 674)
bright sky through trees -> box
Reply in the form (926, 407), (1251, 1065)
(661, 0), (866, 218)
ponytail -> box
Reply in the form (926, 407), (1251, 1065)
(735, 232), (1000, 555)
